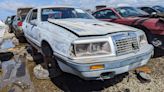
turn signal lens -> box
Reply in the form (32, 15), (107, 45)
(90, 65), (104, 70)
(18, 21), (22, 26)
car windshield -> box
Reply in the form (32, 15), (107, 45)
(116, 7), (149, 17)
(153, 6), (164, 12)
(41, 8), (94, 21)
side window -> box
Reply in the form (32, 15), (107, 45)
(26, 10), (32, 22)
(13, 16), (17, 21)
(93, 10), (118, 19)
(142, 7), (156, 14)
(28, 9), (38, 23)
(18, 17), (21, 21)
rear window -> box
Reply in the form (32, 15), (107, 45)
(21, 15), (26, 21)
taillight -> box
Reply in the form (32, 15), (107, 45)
(18, 21), (22, 26)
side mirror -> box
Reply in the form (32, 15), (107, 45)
(30, 20), (37, 26)
(151, 12), (157, 15)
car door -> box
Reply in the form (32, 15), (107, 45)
(24, 9), (40, 45)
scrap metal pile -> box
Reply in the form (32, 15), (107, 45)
(0, 23), (35, 92)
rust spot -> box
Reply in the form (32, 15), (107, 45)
(135, 66), (152, 74)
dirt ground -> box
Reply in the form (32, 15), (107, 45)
(0, 32), (164, 92)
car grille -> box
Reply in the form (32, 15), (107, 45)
(112, 32), (139, 55)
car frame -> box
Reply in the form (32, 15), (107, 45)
(23, 6), (154, 80)
(93, 6), (164, 52)
(139, 6), (164, 18)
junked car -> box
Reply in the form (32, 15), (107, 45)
(23, 6), (154, 80)
(12, 7), (32, 43)
(5, 15), (15, 33)
(139, 6), (164, 18)
(93, 6), (164, 52)
(0, 20), (6, 44)
(153, 5), (164, 13)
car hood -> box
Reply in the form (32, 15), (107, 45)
(48, 18), (136, 37)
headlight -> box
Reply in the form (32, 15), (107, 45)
(75, 43), (90, 56)
(71, 42), (111, 57)
(139, 34), (148, 45)
(91, 42), (110, 54)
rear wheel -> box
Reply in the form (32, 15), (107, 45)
(41, 41), (62, 78)
(8, 27), (13, 33)
(141, 28), (163, 57)
(14, 30), (27, 43)
(7, 25), (14, 33)
(17, 36), (27, 43)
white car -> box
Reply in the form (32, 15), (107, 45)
(23, 6), (154, 80)
(0, 20), (6, 44)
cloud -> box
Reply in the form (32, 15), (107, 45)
(57, 0), (164, 9)
(0, 0), (164, 20)
(0, 0), (33, 12)
(1, 0), (163, 11)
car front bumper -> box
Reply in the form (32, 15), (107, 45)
(56, 44), (154, 80)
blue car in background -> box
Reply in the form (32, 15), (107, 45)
(138, 5), (164, 18)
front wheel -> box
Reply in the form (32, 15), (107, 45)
(41, 42), (63, 78)
(144, 30), (164, 57)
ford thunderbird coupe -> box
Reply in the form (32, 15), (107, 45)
(23, 6), (153, 80)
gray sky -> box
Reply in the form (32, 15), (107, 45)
(0, 0), (164, 20)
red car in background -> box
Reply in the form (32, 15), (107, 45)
(93, 6), (164, 54)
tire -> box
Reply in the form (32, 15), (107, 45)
(41, 42), (63, 78)
(18, 36), (27, 43)
(8, 26), (13, 33)
(27, 45), (44, 64)
(141, 28), (164, 57)
(14, 30), (27, 43)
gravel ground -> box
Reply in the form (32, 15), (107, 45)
(14, 41), (164, 92)
(102, 57), (164, 92)
(0, 32), (164, 92)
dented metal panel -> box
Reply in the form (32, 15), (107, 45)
(48, 19), (138, 36)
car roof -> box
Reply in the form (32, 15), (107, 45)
(139, 6), (152, 8)
(35, 5), (77, 9)
(95, 7), (115, 12)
